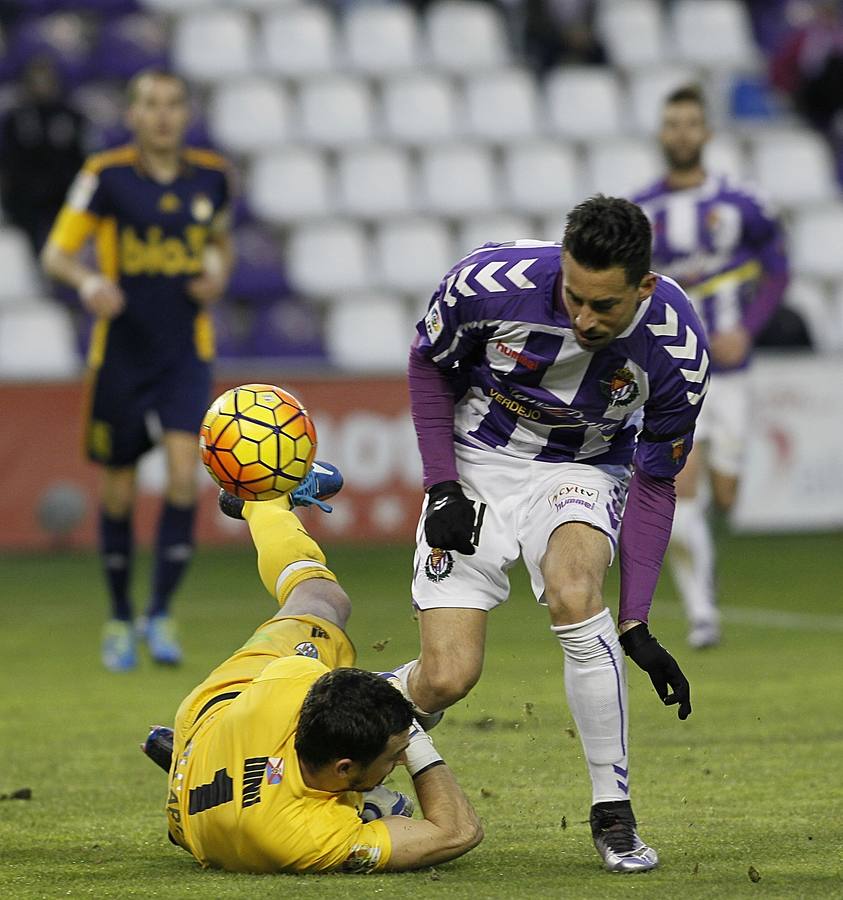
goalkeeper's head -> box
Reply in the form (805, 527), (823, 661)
(295, 668), (414, 792)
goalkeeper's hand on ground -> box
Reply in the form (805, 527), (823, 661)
(424, 481), (476, 555)
(619, 624), (692, 720)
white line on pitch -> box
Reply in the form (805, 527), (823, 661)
(653, 602), (843, 632)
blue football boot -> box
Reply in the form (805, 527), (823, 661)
(101, 619), (137, 672)
(141, 725), (174, 773)
(290, 461), (344, 513)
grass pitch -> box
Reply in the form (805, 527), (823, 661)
(1, 530), (842, 899)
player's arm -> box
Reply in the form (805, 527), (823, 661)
(410, 281), (485, 555)
(40, 165), (125, 319)
(381, 723), (482, 871)
(740, 193), (789, 339)
(186, 172), (236, 307)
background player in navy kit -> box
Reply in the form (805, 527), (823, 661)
(41, 71), (234, 671)
(633, 86), (789, 649)
(390, 197), (708, 872)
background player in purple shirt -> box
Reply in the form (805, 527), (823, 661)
(388, 197), (709, 872)
(41, 71), (235, 671)
(633, 86), (789, 649)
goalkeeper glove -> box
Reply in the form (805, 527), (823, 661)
(619, 624), (692, 720)
(424, 481), (476, 555)
(360, 785), (415, 822)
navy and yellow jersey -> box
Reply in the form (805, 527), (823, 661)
(48, 144), (232, 371)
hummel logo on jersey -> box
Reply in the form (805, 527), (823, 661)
(443, 258), (539, 306)
(646, 304), (709, 404)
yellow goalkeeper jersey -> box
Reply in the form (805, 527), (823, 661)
(167, 652), (391, 873)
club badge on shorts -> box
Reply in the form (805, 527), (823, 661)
(600, 367), (639, 407)
(424, 548), (454, 582)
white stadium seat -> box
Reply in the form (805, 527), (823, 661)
(343, 4), (420, 77)
(419, 143), (497, 217)
(337, 145), (415, 220)
(463, 68), (539, 144)
(326, 294), (412, 372)
(597, 0), (666, 69)
(207, 78), (291, 154)
(502, 141), (581, 215)
(669, 0), (758, 69)
(298, 75), (374, 148)
(584, 137), (662, 197)
(247, 148), (332, 225)
(545, 67), (623, 140)
(172, 10), (254, 82)
(791, 205), (843, 279)
(425, 0), (510, 73)
(456, 213), (534, 257)
(627, 64), (701, 134)
(373, 217), (454, 294)
(0, 228), (40, 304)
(260, 6), (337, 79)
(140, 0), (217, 12)
(0, 302), (79, 378)
(785, 278), (842, 353)
(287, 221), (371, 297)
(705, 133), (747, 182)
(382, 73), (458, 146)
(750, 130), (838, 207)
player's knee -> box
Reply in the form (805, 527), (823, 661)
(544, 578), (602, 625)
(417, 661), (480, 708)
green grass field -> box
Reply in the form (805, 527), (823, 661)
(2, 531), (842, 899)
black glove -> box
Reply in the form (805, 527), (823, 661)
(424, 481), (476, 555)
(619, 624), (692, 720)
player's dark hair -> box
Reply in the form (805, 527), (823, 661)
(665, 83), (707, 114)
(295, 668), (414, 769)
(563, 195), (652, 286)
(126, 69), (188, 103)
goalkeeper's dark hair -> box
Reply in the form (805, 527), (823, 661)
(295, 668), (414, 769)
(563, 195), (653, 287)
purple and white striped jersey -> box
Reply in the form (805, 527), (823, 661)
(414, 241), (710, 479)
(632, 173), (789, 371)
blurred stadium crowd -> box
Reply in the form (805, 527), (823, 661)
(0, 0), (842, 377)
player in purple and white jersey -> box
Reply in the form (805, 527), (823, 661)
(632, 85), (789, 649)
(387, 197), (709, 872)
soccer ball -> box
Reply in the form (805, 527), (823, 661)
(199, 384), (317, 500)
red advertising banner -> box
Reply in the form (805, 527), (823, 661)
(0, 377), (424, 550)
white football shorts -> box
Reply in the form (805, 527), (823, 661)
(411, 443), (631, 612)
(692, 370), (749, 477)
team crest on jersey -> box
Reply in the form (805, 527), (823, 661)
(424, 548), (454, 582)
(601, 367), (640, 407)
(191, 193), (213, 222)
(265, 757), (284, 785)
(670, 437), (687, 464)
(158, 191), (181, 213)
(295, 641), (319, 659)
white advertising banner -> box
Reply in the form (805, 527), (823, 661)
(732, 354), (843, 532)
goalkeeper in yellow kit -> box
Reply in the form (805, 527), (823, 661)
(142, 462), (482, 874)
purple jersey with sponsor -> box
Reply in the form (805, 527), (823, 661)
(415, 241), (709, 478)
(632, 174), (788, 371)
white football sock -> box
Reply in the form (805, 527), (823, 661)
(552, 608), (630, 805)
(669, 498), (719, 631)
(391, 659), (437, 718)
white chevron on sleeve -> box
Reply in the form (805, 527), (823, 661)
(475, 261), (507, 292)
(646, 304), (679, 337)
(454, 264), (477, 297)
(505, 258), (538, 289)
(686, 381), (709, 405)
(443, 272), (458, 306)
(665, 325), (698, 360)
(681, 349), (709, 383)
